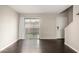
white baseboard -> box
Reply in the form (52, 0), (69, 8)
(0, 40), (18, 52)
(39, 38), (64, 40)
(65, 42), (79, 53)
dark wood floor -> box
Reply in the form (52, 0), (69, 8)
(1, 39), (76, 53)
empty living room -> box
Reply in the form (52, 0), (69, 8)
(1, 0), (79, 59)
(0, 5), (79, 53)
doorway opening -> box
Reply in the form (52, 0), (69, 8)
(24, 18), (40, 40)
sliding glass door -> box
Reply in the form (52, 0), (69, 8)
(24, 18), (40, 40)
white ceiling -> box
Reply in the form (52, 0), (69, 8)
(9, 5), (71, 14)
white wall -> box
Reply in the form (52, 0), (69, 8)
(19, 15), (25, 39)
(56, 14), (67, 39)
(65, 5), (79, 52)
(56, 6), (73, 39)
(19, 14), (57, 39)
(40, 14), (56, 39)
(0, 6), (19, 51)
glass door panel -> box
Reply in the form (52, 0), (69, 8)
(25, 18), (40, 40)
